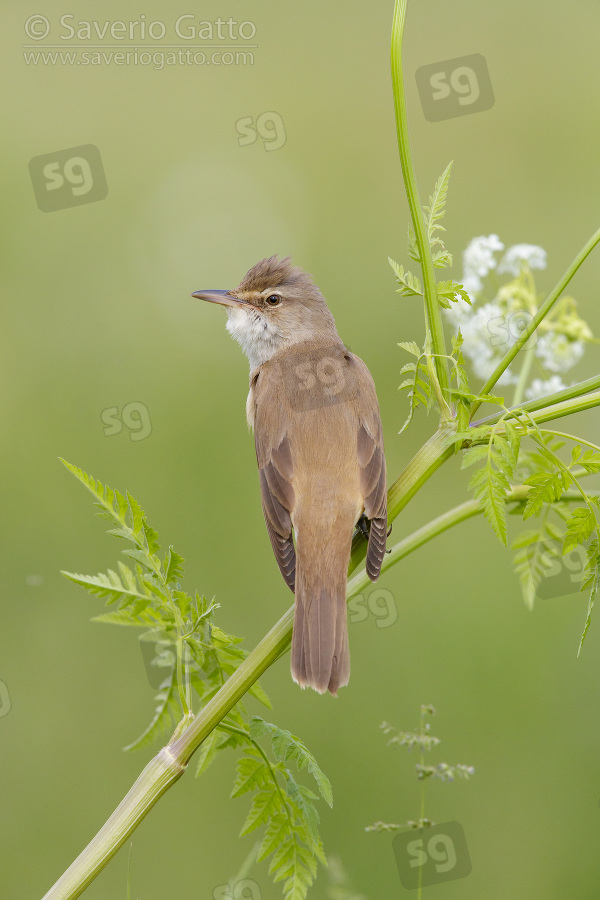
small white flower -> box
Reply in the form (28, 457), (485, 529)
(535, 333), (584, 373)
(525, 376), (567, 401)
(462, 235), (505, 297)
(456, 301), (517, 384)
(498, 244), (547, 276)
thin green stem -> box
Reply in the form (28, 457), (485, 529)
(217, 723), (293, 834)
(474, 374), (600, 427)
(538, 430), (600, 455)
(470, 225), (600, 416)
(528, 391), (600, 426)
(511, 347), (534, 407)
(474, 390), (600, 432)
(390, 0), (450, 396)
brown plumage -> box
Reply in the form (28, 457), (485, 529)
(193, 257), (387, 695)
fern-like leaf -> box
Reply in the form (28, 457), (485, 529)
(388, 258), (423, 297)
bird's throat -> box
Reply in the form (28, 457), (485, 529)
(225, 306), (286, 369)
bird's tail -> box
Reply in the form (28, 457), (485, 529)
(290, 515), (354, 695)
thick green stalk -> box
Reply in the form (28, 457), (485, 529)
(390, 0), (450, 396)
(470, 226), (600, 416)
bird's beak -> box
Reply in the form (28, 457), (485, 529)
(192, 289), (249, 309)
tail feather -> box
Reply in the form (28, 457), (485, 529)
(290, 523), (352, 695)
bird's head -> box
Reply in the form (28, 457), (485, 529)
(193, 256), (340, 369)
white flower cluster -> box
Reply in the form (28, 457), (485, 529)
(497, 243), (547, 276)
(460, 234), (504, 296)
(445, 235), (591, 397)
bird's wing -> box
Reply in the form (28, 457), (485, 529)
(349, 354), (388, 582)
(251, 368), (296, 592)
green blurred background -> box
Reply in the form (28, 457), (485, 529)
(3, 1), (600, 897)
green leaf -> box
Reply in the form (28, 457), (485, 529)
(523, 471), (571, 520)
(388, 258), (423, 297)
(195, 729), (221, 777)
(563, 507), (595, 555)
(257, 815), (289, 862)
(512, 515), (563, 610)
(398, 340), (421, 357)
(285, 772), (319, 845)
(249, 717), (333, 807)
(60, 567), (149, 607)
(580, 450), (600, 474)
(423, 161), (453, 245)
(461, 445), (490, 469)
(164, 547), (185, 585)
(469, 461), (510, 545)
(240, 789), (282, 835)
(436, 280), (472, 309)
(231, 755), (267, 798)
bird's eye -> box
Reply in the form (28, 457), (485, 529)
(266, 294), (281, 306)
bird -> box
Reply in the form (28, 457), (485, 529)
(193, 256), (387, 695)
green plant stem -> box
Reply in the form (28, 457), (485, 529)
(470, 225), (600, 417)
(474, 386), (600, 430)
(390, 0), (450, 397)
(538, 430), (600, 454)
(511, 347), (535, 407)
(527, 391), (600, 426)
(347, 485), (590, 600)
(475, 374), (600, 426)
